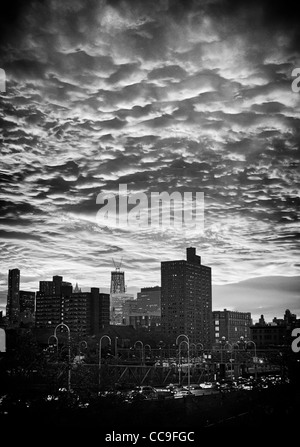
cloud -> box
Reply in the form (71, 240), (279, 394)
(0, 0), (299, 319)
(213, 276), (300, 323)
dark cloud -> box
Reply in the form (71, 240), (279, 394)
(0, 0), (299, 314)
(0, 229), (42, 241)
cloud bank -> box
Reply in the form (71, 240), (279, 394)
(0, 0), (299, 317)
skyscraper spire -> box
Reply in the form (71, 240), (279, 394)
(73, 282), (82, 293)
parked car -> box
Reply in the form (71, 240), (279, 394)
(127, 386), (158, 400)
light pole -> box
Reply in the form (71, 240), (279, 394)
(246, 340), (257, 380)
(225, 342), (233, 379)
(232, 342), (240, 378)
(134, 340), (144, 365)
(178, 340), (189, 387)
(218, 336), (226, 379)
(99, 335), (112, 390)
(115, 337), (118, 360)
(144, 344), (151, 361)
(54, 323), (71, 392)
(176, 334), (190, 392)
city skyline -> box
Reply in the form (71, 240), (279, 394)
(1, 255), (299, 325)
(0, 0), (300, 325)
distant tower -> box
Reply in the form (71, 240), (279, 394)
(73, 282), (82, 293)
(6, 268), (20, 326)
(110, 258), (132, 325)
(110, 271), (125, 294)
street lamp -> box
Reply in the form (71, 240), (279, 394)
(115, 337), (118, 360)
(224, 342), (233, 379)
(99, 335), (112, 390)
(239, 337), (257, 379)
(134, 340), (144, 365)
(176, 334), (190, 392)
(246, 340), (257, 380)
(219, 336), (226, 363)
(54, 323), (71, 392)
(144, 344), (151, 361)
(231, 342), (240, 378)
(178, 340), (189, 386)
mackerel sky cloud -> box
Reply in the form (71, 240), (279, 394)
(0, 0), (299, 322)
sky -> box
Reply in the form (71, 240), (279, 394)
(0, 0), (299, 323)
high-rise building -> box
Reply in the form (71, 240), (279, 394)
(122, 299), (138, 325)
(161, 247), (212, 348)
(19, 290), (35, 325)
(212, 309), (252, 344)
(136, 286), (161, 313)
(122, 286), (162, 330)
(110, 270), (125, 294)
(62, 288), (109, 335)
(99, 293), (110, 330)
(36, 276), (109, 336)
(6, 268), (20, 326)
(39, 276), (72, 296)
(110, 266), (133, 325)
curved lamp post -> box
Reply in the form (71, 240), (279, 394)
(176, 334), (190, 392)
(239, 336), (257, 379)
(54, 323), (71, 391)
(232, 342), (240, 378)
(218, 336), (226, 363)
(99, 335), (112, 390)
(246, 340), (257, 380)
(144, 344), (151, 361)
(178, 340), (189, 387)
(224, 342), (233, 379)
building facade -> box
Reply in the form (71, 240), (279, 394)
(110, 267), (134, 325)
(212, 309), (252, 344)
(161, 247), (212, 348)
(35, 276), (109, 336)
(19, 290), (35, 325)
(6, 268), (20, 326)
(250, 310), (300, 349)
(136, 286), (161, 313)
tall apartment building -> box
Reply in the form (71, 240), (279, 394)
(39, 275), (72, 296)
(6, 268), (20, 326)
(121, 286), (161, 329)
(35, 276), (109, 336)
(212, 309), (252, 343)
(19, 290), (35, 325)
(110, 266), (134, 325)
(161, 247), (212, 348)
(136, 286), (161, 313)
